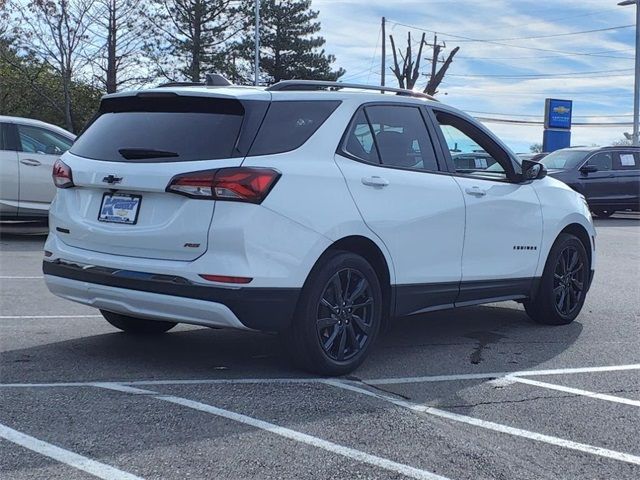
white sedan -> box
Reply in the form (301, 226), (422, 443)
(0, 115), (75, 220)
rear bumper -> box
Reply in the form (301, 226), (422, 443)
(43, 260), (300, 332)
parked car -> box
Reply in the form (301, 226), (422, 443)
(0, 116), (75, 220)
(43, 80), (596, 375)
(451, 151), (496, 172)
(517, 152), (548, 162)
(540, 146), (640, 217)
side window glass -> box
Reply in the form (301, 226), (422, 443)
(249, 101), (341, 156)
(17, 125), (73, 155)
(343, 109), (380, 163)
(615, 152), (638, 170)
(364, 105), (439, 171)
(0, 124), (5, 150)
(587, 152), (612, 171)
(433, 111), (509, 179)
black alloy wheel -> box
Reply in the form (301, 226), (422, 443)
(552, 246), (585, 317)
(524, 233), (589, 325)
(284, 250), (383, 375)
(316, 268), (374, 362)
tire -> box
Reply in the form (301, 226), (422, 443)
(100, 310), (177, 334)
(592, 209), (614, 218)
(524, 233), (589, 325)
(283, 250), (383, 376)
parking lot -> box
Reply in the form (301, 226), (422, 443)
(0, 213), (639, 480)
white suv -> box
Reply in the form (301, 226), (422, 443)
(43, 80), (596, 375)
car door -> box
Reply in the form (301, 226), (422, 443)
(613, 150), (640, 209)
(15, 123), (73, 215)
(335, 104), (466, 315)
(428, 108), (543, 304)
(578, 151), (617, 207)
(0, 123), (20, 217)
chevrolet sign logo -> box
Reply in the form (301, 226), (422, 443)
(553, 106), (571, 115)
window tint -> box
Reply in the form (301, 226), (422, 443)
(0, 124), (5, 150)
(364, 105), (438, 171)
(249, 101), (340, 156)
(71, 97), (244, 162)
(587, 152), (612, 171)
(433, 111), (509, 180)
(615, 152), (639, 170)
(17, 125), (72, 155)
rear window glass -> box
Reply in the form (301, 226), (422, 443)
(248, 101), (341, 156)
(71, 96), (244, 162)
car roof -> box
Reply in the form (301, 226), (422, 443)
(103, 83), (441, 107)
(0, 115), (76, 139)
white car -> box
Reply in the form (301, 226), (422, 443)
(43, 80), (596, 375)
(0, 116), (75, 219)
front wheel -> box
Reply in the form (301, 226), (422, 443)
(283, 251), (383, 376)
(524, 233), (589, 325)
(101, 310), (177, 334)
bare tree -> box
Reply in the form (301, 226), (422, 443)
(87, 0), (151, 93)
(423, 40), (459, 96)
(389, 32), (426, 90)
(10, 0), (95, 132)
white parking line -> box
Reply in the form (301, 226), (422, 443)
(1, 363), (639, 389)
(324, 379), (640, 466)
(0, 315), (102, 319)
(95, 383), (452, 480)
(0, 422), (144, 480)
(366, 364), (640, 385)
(510, 377), (640, 407)
(0, 276), (44, 279)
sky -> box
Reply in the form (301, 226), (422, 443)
(312, 0), (637, 152)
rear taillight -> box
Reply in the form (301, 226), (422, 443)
(166, 167), (280, 204)
(52, 160), (74, 188)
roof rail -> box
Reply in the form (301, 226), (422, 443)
(266, 80), (437, 101)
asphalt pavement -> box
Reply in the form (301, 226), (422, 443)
(1, 213), (639, 480)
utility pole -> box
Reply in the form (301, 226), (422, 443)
(254, 0), (260, 86)
(381, 17), (386, 88)
(619, 0), (639, 145)
(428, 34), (441, 83)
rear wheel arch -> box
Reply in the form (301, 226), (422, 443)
(308, 236), (393, 326)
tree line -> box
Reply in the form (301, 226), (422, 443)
(0, 0), (344, 133)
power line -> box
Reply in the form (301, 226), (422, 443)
(475, 117), (633, 127)
(387, 20), (637, 59)
(455, 24), (634, 42)
(456, 48), (634, 61)
(446, 68), (634, 79)
(466, 110), (635, 118)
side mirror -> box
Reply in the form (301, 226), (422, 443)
(522, 159), (547, 181)
(580, 165), (598, 174)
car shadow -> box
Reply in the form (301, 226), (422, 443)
(0, 303), (581, 385)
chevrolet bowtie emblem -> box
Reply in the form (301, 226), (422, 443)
(102, 175), (123, 185)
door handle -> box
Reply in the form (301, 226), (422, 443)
(361, 176), (389, 187)
(20, 159), (42, 167)
(465, 186), (486, 197)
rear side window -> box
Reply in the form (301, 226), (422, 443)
(71, 96), (245, 162)
(248, 101), (340, 156)
(615, 152), (639, 170)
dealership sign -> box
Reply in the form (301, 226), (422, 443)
(543, 98), (572, 152)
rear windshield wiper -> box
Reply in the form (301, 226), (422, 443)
(118, 148), (179, 159)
